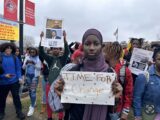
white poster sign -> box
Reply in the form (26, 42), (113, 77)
(41, 19), (63, 48)
(129, 48), (153, 75)
(61, 71), (115, 105)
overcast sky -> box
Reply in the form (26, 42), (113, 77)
(1, 0), (160, 44)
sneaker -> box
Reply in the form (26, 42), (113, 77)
(0, 113), (4, 120)
(17, 112), (25, 120)
(27, 106), (34, 116)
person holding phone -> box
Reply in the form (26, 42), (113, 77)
(0, 43), (25, 120)
(22, 47), (41, 117)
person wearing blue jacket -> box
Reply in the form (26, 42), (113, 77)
(133, 47), (160, 120)
(0, 43), (25, 120)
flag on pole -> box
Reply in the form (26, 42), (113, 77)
(4, 0), (18, 21)
(113, 28), (118, 41)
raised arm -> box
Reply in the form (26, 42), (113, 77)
(60, 31), (70, 65)
(68, 42), (75, 54)
(39, 32), (52, 64)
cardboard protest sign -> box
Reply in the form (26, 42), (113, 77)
(129, 48), (153, 75)
(61, 71), (115, 105)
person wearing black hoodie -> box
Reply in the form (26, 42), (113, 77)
(39, 31), (70, 120)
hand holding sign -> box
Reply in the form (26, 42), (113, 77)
(63, 30), (67, 42)
(40, 31), (44, 39)
(54, 79), (65, 97)
(112, 81), (123, 98)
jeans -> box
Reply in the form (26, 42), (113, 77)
(26, 75), (39, 107)
(41, 76), (47, 104)
(0, 82), (22, 114)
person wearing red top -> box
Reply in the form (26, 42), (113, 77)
(103, 42), (133, 120)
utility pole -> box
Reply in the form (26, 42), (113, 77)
(19, 0), (24, 55)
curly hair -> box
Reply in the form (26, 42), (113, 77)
(29, 47), (39, 56)
(130, 38), (144, 47)
(103, 41), (123, 60)
(0, 42), (16, 54)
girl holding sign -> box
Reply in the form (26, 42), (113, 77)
(53, 29), (123, 120)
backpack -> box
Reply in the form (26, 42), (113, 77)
(108, 62), (127, 117)
(48, 64), (81, 112)
(119, 63), (126, 87)
(0, 54), (16, 75)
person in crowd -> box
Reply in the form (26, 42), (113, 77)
(133, 47), (160, 120)
(39, 49), (52, 114)
(71, 48), (83, 64)
(120, 41), (127, 50)
(15, 47), (22, 62)
(124, 38), (144, 62)
(25, 47), (30, 58)
(62, 47), (83, 120)
(0, 43), (25, 120)
(22, 47), (41, 116)
(142, 44), (151, 51)
(103, 42), (133, 120)
(15, 47), (25, 96)
(69, 42), (81, 54)
(151, 42), (160, 51)
(124, 38), (144, 84)
(54, 29), (123, 120)
(39, 31), (70, 120)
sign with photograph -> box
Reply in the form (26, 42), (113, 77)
(61, 71), (115, 105)
(129, 48), (153, 75)
(41, 19), (63, 48)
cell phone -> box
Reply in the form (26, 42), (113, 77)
(10, 74), (15, 77)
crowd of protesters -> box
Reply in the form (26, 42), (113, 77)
(0, 29), (160, 120)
